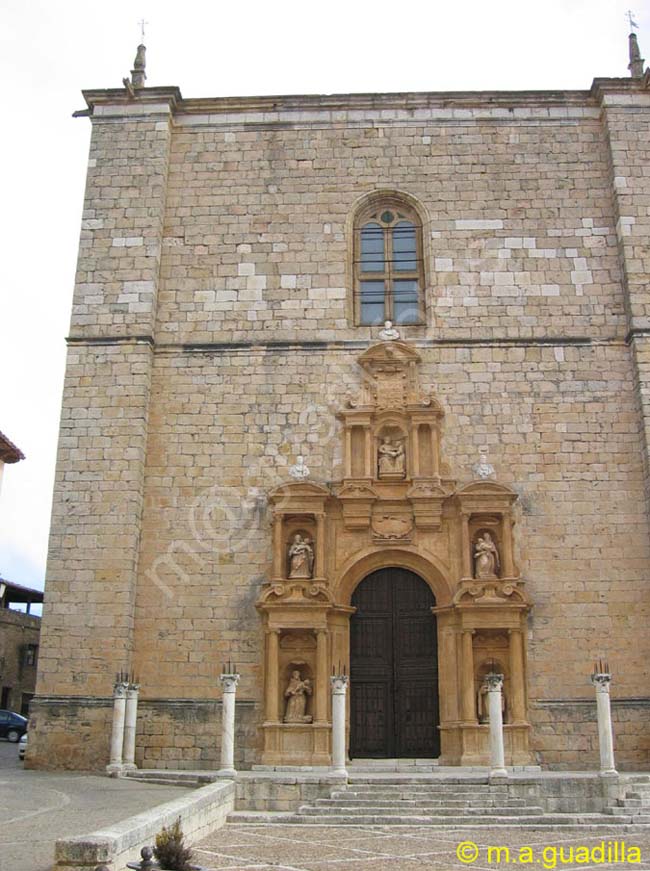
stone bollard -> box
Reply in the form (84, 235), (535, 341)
(106, 678), (129, 775)
(330, 674), (349, 777)
(485, 672), (508, 779)
(591, 660), (617, 777)
(123, 681), (140, 771)
(218, 668), (240, 778)
(126, 846), (159, 870)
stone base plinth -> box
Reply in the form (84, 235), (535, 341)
(261, 722), (331, 766)
(439, 722), (534, 767)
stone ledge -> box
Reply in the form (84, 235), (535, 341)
(53, 780), (235, 871)
(533, 698), (650, 708)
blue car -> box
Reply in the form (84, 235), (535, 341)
(0, 709), (28, 742)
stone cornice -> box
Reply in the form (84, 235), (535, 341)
(81, 86), (182, 118)
(76, 78), (650, 125)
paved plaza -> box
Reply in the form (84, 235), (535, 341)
(195, 823), (650, 871)
(0, 740), (188, 871)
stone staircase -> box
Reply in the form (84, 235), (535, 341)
(229, 775), (649, 827)
(605, 776), (650, 824)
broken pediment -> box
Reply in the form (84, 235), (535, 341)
(345, 341), (436, 412)
(454, 579), (530, 609)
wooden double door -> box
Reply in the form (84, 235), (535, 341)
(350, 568), (440, 758)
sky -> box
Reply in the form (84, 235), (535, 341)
(0, 0), (647, 599)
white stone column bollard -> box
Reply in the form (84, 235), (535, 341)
(122, 682), (140, 771)
(486, 672), (508, 778)
(330, 674), (348, 777)
(591, 663), (617, 777)
(218, 670), (240, 778)
(106, 679), (129, 775)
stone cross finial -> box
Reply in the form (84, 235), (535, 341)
(123, 37), (147, 95)
(131, 44), (147, 88)
(628, 26), (645, 78)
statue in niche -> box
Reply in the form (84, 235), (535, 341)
(284, 669), (313, 723)
(477, 676), (507, 724)
(474, 532), (500, 579)
(288, 533), (314, 579)
(377, 436), (406, 478)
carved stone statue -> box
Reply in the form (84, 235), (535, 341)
(378, 436), (406, 478)
(288, 534), (314, 579)
(473, 449), (495, 480)
(474, 532), (500, 579)
(379, 319), (400, 341)
(289, 455), (310, 479)
(284, 670), (313, 723)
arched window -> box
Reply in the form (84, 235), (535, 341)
(354, 202), (425, 326)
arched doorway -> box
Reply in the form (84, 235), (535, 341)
(350, 567), (439, 758)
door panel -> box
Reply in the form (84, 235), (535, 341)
(350, 568), (439, 758)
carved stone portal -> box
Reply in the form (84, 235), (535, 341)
(257, 341), (532, 768)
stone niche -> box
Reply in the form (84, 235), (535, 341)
(257, 341), (533, 767)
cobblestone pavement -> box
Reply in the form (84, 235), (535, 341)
(0, 740), (189, 871)
(196, 824), (650, 870)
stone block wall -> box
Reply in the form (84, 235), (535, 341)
(532, 700), (650, 770)
(27, 696), (112, 770)
(137, 700), (260, 770)
(31, 84), (650, 770)
(159, 110), (623, 344)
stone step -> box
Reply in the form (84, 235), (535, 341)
(343, 785), (503, 795)
(298, 804), (545, 817)
(227, 811), (648, 827)
(607, 806), (648, 816)
(126, 772), (211, 787)
(130, 777), (196, 787)
(228, 811), (302, 824)
(347, 778), (498, 786)
(625, 793), (650, 802)
(333, 792), (510, 803)
(332, 789), (509, 801)
(320, 797), (530, 808)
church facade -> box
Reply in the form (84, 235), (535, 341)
(28, 46), (650, 770)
